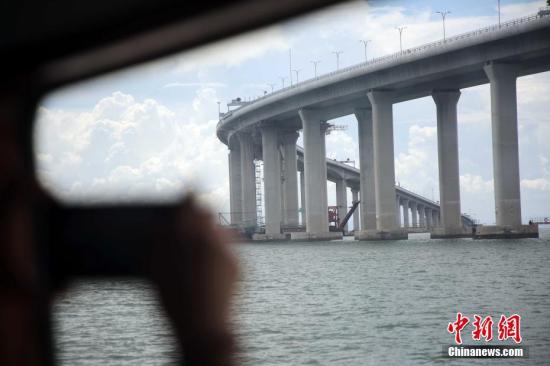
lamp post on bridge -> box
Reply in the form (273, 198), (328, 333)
(359, 39), (371, 62)
(435, 10), (451, 41)
(310, 60), (321, 77)
(289, 48), (293, 86)
(267, 83), (276, 93)
(279, 76), (287, 88)
(293, 69), (301, 84)
(396, 26), (407, 54)
(498, 0), (501, 28)
(332, 50), (343, 70)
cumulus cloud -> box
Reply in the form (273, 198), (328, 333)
(164, 82), (227, 88)
(395, 124), (438, 198)
(35, 90), (229, 211)
(521, 178), (550, 191)
(500, 1), (543, 20)
(460, 174), (493, 193)
(518, 73), (550, 105)
(326, 130), (358, 162)
(169, 26), (289, 73)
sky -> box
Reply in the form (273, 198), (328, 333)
(34, 0), (550, 225)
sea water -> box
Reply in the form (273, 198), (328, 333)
(53, 228), (550, 365)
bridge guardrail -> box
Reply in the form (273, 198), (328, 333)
(220, 9), (550, 120)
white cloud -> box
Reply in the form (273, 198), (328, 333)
(409, 125), (436, 144)
(395, 124), (438, 199)
(521, 178), (550, 191)
(460, 174), (493, 193)
(326, 130), (358, 162)
(518, 73), (550, 105)
(500, 1), (543, 20)
(169, 26), (289, 73)
(35, 90), (229, 211)
(164, 82), (227, 88)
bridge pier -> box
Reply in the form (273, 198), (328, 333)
(281, 131), (300, 227)
(336, 178), (348, 233)
(410, 201), (418, 227)
(402, 199), (410, 228)
(475, 62), (537, 239)
(228, 135), (242, 225)
(356, 91), (406, 240)
(485, 62), (522, 228)
(300, 169), (306, 225)
(352, 189), (360, 232)
(425, 207), (432, 229)
(431, 90), (466, 238)
(396, 195), (401, 227)
(354, 108), (377, 238)
(254, 126), (284, 240)
(239, 132), (257, 228)
(418, 204), (425, 228)
(293, 109), (342, 241)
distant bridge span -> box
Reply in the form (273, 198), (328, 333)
(295, 146), (475, 229)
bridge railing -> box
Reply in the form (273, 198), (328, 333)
(220, 9), (550, 120)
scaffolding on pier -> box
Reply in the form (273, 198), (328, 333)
(254, 160), (264, 228)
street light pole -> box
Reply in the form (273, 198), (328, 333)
(310, 60), (321, 77)
(279, 77), (287, 88)
(396, 26), (407, 53)
(436, 11), (451, 41)
(289, 48), (293, 86)
(332, 50), (343, 70)
(359, 39), (371, 62)
(498, 0), (501, 28)
(267, 83), (275, 92)
(293, 69), (301, 84)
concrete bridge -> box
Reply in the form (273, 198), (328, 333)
(217, 9), (550, 240)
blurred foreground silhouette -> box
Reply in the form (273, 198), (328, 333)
(1, 110), (239, 364)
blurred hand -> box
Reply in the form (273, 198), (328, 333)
(149, 197), (239, 366)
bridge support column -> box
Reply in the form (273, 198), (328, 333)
(336, 178), (348, 233)
(320, 123), (329, 215)
(293, 109), (341, 241)
(258, 126), (284, 239)
(300, 170), (306, 225)
(432, 210), (439, 228)
(352, 189), (360, 232)
(432, 90), (464, 237)
(425, 207), (432, 229)
(228, 135), (242, 225)
(402, 199), (409, 228)
(354, 108), (377, 237)
(356, 91), (405, 240)
(239, 132), (257, 228)
(418, 205), (425, 228)
(473, 63), (537, 239)
(410, 202), (418, 228)
(281, 131), (300, 227)
(484, 63), (522, 227)
(396, 196), (401, 227)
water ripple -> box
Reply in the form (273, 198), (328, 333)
(54, 232), (550, 365)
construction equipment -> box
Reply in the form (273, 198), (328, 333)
(327, 200), (360, 231)
(325, 123), (347, 135)
(339, 200), (360, 229)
